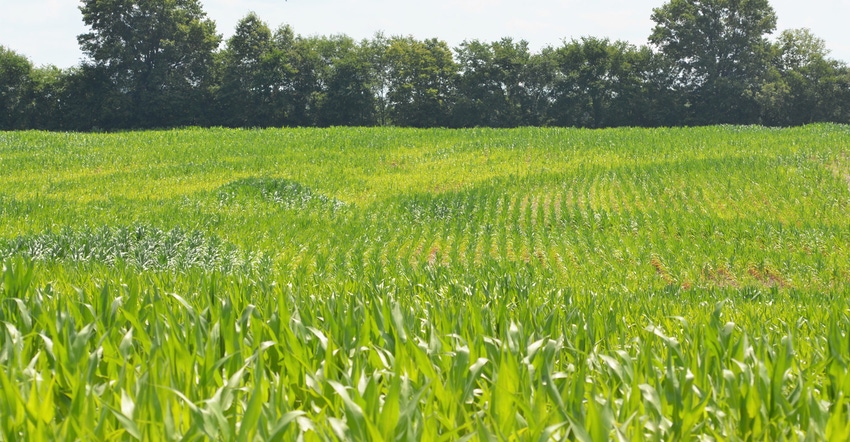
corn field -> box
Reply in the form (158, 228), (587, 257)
(1, 125), (850, 440)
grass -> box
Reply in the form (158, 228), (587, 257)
(1, 125), (850, 439)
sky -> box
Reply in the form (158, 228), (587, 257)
(1, 0), (849, 68)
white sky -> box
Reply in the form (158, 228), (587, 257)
(1, 0), (848, 68)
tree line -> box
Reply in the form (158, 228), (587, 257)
(2, 0), (850, 131)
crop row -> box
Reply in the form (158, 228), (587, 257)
(3, 259), (850, 440)
(1, 125), (850, 439)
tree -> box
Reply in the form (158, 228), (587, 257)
(649, 0), (777, 124)
(364, 33), (392, 126)
(24, 66), (66, 130)
(453, 38), (534, 127)
(218, 21), (301, 127)
(313, 36), (378, 127)
(0, 46), (33, 130)
(758, 29), (850, 125)
(50, 65), (120, 130)
(521, 48), (559, 126)
(286, 34), (326, 126)
(261, 25), (300, 126)
(78, 0), (221, 128)
(634, 48), (687, 127)
(218, 13), (275, 127)
(385, 37), (457, 127)
(549, 38), (649, 128)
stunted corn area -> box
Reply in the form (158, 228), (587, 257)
(1, 126), (850, 440)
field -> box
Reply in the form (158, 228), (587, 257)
(1, 125), (850, 440)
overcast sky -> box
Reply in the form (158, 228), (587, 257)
(1, 0), (848, 68)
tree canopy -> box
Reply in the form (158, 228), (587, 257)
(1, 0), (848, 130)
(649, 0), (778, 123)
(77, 0), (221, 127)
(0, 46), (33, 129)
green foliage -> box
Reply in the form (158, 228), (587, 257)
(77, 0), (221, 128)
(550, 38), (652, 128)
(0, 225), (267, 273)
(1, 126), (850, 438)
(0, 47), (77, 131)
(386, 37), (457, 127)
(454, 38), (535, 128)
(313, 35), (379, 127)
(758, 29), (850, 126)
(6, 1), (850, 129)
(218, 13), (277, 127)
(0, 46), (33, 130)
(650, 0), (778, 124)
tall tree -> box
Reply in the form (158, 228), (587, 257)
(521, 48), (559, 126)
(758, 29), (850, 125)
(52, 65), (121, 130)
(24, 66), (66, 130)
(385, 37), (457, 127)
(313, 35), (378, 127)
(286, 34), (326, 127)
(219, 13), (275, 127)
(634, 48), (686, 127)
(0, 46), (33, 130)
(78, 0), (221, 128)
(549, 38), (648, 128)
(649, 0), (777, 124)
(261, 25), (299, 126)
(454, 38), (534, 127)
(364, 33), (392, 126)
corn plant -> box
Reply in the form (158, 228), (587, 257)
(1, 125), (850, 439)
